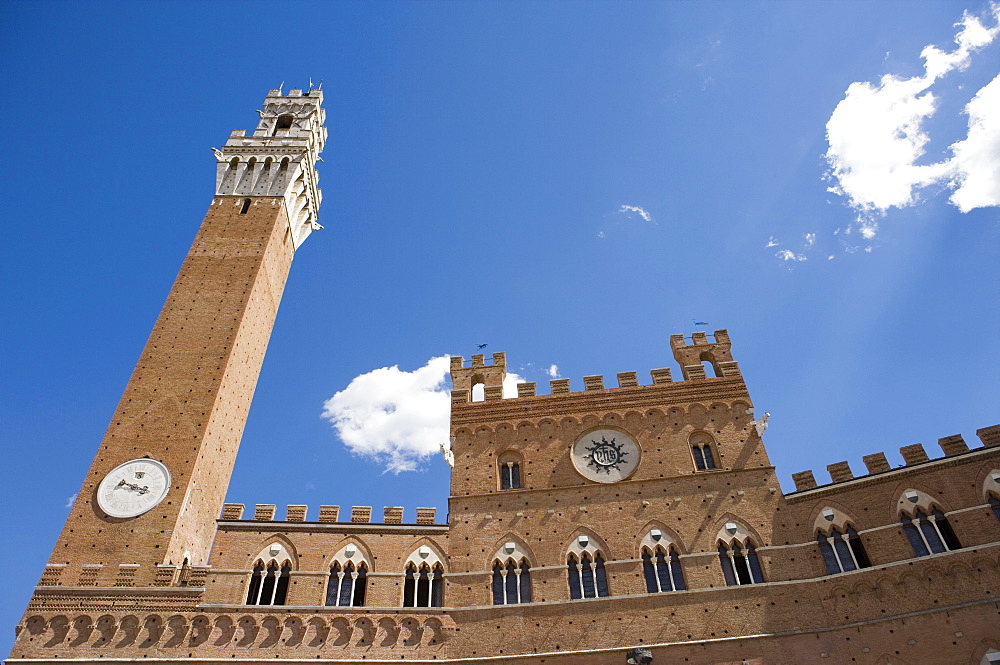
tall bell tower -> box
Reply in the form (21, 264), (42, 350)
(43, 88), (327, 588)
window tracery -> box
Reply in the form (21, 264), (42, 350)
(641, 545), (685, 593)
(817, 525), (871, 574)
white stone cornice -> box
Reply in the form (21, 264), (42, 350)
(214, 89), (327, 250)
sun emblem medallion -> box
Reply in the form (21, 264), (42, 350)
(571, 428), (640, 483)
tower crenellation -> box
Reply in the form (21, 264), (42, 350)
(214, 88), (326, 249)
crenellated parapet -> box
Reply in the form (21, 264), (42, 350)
(449, 330), (742, 407)
(214, 87), (327, 249)
(220, 504), (439, 525)
(789, 425), (1000, 493)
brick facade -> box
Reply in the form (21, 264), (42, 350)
(7, 90), (1000, 665)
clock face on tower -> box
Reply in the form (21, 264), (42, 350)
(96, 458), (171, 518)
(571, 428), (641, 483)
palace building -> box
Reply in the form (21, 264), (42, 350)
(8, 89), (1000, 665)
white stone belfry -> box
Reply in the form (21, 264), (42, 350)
(214, 87), (327, 249)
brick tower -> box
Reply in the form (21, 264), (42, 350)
(31, 88), (326, 590)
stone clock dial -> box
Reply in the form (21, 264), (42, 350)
(96, 458), (171, 518)
(571, 428), (641, 483)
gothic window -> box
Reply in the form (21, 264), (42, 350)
(902, 507), (962, 556)
(641, 545), (685, 593)
(246, 561), (290, 605)
(325, 561), (367, 607)
(718, 542), (764, 586)
(492, 559), (531, 605)
(690, 432), (717, 471)
(403, 562), (443, 607)
(990, 495), (1000, 522)
(567, 552), (609, 599)
(499, 460), (521, 490)
(817, 526), (871, 574)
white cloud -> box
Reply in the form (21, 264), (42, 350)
(617, 204), (654, 223)
(948, 73), (1000, 211)
(858, 218), (878, 239)
(597, 231), (606, 239)
(65, 493), (77, 508)
(824, 5), (1000, 213)
(321, 356), (452, 473)
(546, 364), (560, 378)
(765, 236), (779, 248)
(322, 356), (524, 473)
(776, 249), (806, 262)
(804, 233), (816, 247)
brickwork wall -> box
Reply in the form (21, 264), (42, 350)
(206, 516), (449, 607)
(46, 196), (295, 587)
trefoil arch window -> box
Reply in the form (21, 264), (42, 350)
(718, 541), (764, 586)
(326, 561), (367, 607)
(492, 559), (531, 605)
(817, 526), (871, 574)
(403, 562), (443, 607)
(641, 545), (685, 593)
(902, 507), (962, 556)
(567, 552), (609, 599)
(245, 560), (290, 605)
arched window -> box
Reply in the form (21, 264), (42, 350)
(990, 495), (1000, 522)
(245, 562), (264, 604)
(690, 432), (717, 471)
(403, 562), (443, 607)
(718, 541), (764, 586)
(492, 559), (531, 605)
(902, 507), (962, 556)
(567, 552), (609, 599)
(326, 561), (367, 607)
(246, 561), (290, 605)
(817, 526), (871, 574)
(641, 545), (685, 593)
(498, 456), (521, 490)
(274, 114), (295, 134)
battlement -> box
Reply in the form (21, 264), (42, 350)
(450, 330), (741, 405)
(788, 424), (1000, 493)
(220, 504), (440, 525)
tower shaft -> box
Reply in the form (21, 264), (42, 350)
(49, 89), (326, 587)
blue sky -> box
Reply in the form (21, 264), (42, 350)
(2, 0), (998, 650)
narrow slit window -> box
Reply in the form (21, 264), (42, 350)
(239, 198), (251, 214)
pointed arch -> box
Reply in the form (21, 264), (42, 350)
(565, 529), (611, 599)
(246, 534), (297, 570)
(490, 536), (534, 605)
(811, 504), (871, 574)
(638, 524), (686, 593)
(402, 541), (446, 608)
(714, 516), (765, 586)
